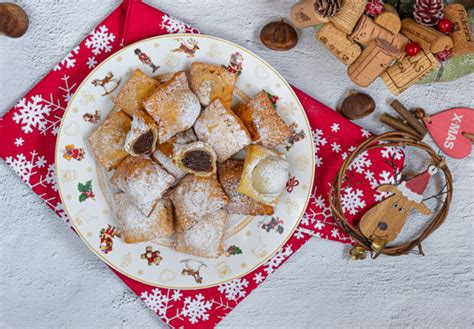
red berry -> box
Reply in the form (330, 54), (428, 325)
(405, 42), (421, 57)
(437, 18), (453, 33)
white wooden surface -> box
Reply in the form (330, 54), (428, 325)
(1, 1), (473, 327)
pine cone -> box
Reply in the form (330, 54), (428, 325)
(414, 0), (444, 26)
(314, 0), (342, 18)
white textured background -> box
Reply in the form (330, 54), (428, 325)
(1, 0), (473, 328)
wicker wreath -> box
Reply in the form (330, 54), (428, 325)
(329, 131), (453, 259)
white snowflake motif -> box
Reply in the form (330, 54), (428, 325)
(313, 194), (326, 209)
(331, 227), (339, 238)
(12, 76), (75, 135)
(160, 14), (199, 34)
(6, 153), (34, 183)
(264, 245), (293, 275)
(45, 164), (57, 191)
(53, 202), (69, 223)
(171, 290), (182, 301)
(13, 95), (51, 134)
(253, 272), (265, 284)
(218, 278), (249, 301)
(331, 142), (341, 153)
(374, 170), (397, 201)
(311, 128), (327, 152)
(85, 25), (115, 55)
(314, 154), (323, 168)
(86, 56), (97, 69)
(181, 294), (212, 324)
(381, 146), (404, 160)
(54, 46), (80, 71)
(314, 220), (325, 231)
(35, 156), (46, 168)
(341, 146), (356, 160)
(331, 123), (340, 132)
(361, 128), (371, 138)
(347, 151), (372, 174)
(140, 289), (169, 316)
(341, 187), (366, 215)
(14, 137), (24, 147)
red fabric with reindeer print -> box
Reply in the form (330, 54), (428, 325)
(0, 0), (404, 327)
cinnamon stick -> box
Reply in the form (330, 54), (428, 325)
(380, 113), (421, 138)
(390, 100), (427, 137)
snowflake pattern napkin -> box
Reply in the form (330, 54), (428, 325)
(0, 0), (404, 327)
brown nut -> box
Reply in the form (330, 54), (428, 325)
(260, 19), (298, 51)
(339, 91), (376, 120)
(0, 3), (29, 38)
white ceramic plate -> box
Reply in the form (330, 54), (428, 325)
(55, 34), (314, 289)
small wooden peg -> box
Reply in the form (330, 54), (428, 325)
(401, 18), (454, 53)
(329, 0), (367, 34)
(348, 38), (400, 87)
(443, 3), (474, 57)
(316, 22), (362, 65)
(290, 0), (328, 29)
(374, 3), (401, 34)
(381, 50), (439, 95)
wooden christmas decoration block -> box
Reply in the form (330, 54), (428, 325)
(359, 167), (435, 247)
(401, 18), (453, 54)
(290, 0), (329, 29)
(381, 50), (439, 95)
(348, 38), (400, 87)
(443, 3), (474, 58)
(316, 22), (362, 65)
(351, 15), (408, 60)
(329, 0), (367, 34)
(422, 107), (474, 159)
(374, 3), (401, 34)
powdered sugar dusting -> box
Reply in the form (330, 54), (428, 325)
(194, 99), (251, 162)
(142, 72), (201, 143)
(237, 91), (292, 148)
(114, 193), (174, 243)
(218, 160), (273, 215)
(124, 110), (157, 155)
(111, 156), (175, 216)
(170, 175), (228, 228)
(177, 209), (227, 258)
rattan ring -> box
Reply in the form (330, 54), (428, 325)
(329, 131), (453, 259)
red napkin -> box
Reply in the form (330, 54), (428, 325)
(0, 0), (404, 327)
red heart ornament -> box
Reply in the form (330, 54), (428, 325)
(423, 107), (474, 159)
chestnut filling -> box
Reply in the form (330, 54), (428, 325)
(132, 131), (154, 154)
(182, 150), (212, 172)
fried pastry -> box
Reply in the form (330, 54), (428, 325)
(169, 174), (229, 231)
(111, 156), (175, 216)
(88, 110), (131, 170)
(152, 129), (197, 182)
(114, 192), (174, 243)
(143, 72), (201, 143)
(194, 98), (251, 162)
(235, 91), (292, 148)
(113, 69), (160, 116)
(173, 141), (217, 177)
(176, 208), (227, 258)
(218, 159), (274, 215)
(124, 109), (158, 156)
(237, 145), (289, 206)
(189, 62), (238, 108)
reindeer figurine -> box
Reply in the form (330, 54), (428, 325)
(171, 38), (200, 58)
(91, 72), (121, 96)
(358, 165), (438, 252)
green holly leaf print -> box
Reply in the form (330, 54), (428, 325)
(78, 180), (92, 193)
(79, 193), (87, 202)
